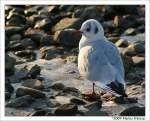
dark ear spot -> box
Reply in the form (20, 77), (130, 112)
(86, 23), (91, 32)
(94, 26), (98, 34)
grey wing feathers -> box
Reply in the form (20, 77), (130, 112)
(104, 40), (125, 86)
(104, 41), (124, 78)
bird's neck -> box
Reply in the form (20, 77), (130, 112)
(79, 35), (106, 50)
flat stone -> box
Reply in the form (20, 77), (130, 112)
(54, 103), (78, 116)
(5, 107), (30, 116)
(52, 18), (82, 32)
(50, 82), (65, 90)
(16, 86), (46, 98)
(6, 95), (34, 108)
(123, 28), (136, 35)
(115, 39), (128, 47)
(120, 106), (145, 116)
(54, 30), (81, 47)
(70, 97), (87, 105)
(22, 79), (44, 90)
(84, 101), (102, 111)
(132, 56), (145, 66)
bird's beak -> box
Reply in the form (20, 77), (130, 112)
(71, 29), (82, 35)
(63, 29), (82, 35)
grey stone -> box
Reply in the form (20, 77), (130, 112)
(54, 103), (78, 116)
(6, 95), (34, 108)
(16, 86), (46, 98)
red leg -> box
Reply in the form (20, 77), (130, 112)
(92, 82), (96, 95)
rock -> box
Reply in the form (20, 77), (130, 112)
(54, 30), (81, 47)
(29, 108), (53, 116)
(81, 110), (108, 116)
(80, 6), (102, 21)
(40, 35), (55, 46)
(54, 103), (78, 116)
(5, 79), (14, 93)
(25, 64), (41, 78)
(20, 38), (35, 48)
(123, 28), (136, 35)
(22, 79), (44, 90)
(63, 87), (80, 96)
(30, 110), (47, 116)
(6, 95), (34, 108)
(24, 28), (45, 45)
(15, 50), (35, 58)
(124, 42), (145, 56)
(5, 54), (15, 76)
(16, 86), (46, 98)
(70, 97), (87, 105)
(112, 5), (138, 15)
(126, 72), (142, 84)
(5, 107), (30, 116)
(84, 101), (102, 111)
(108, 36), (120, 43)
(120, 106), (145, 116)
(40, 46), (64, 60)
(50, 82), (65, 90)
(132, 56), (145, 66)
(5, 91), (11, 100)
(55, 96), (71, 104)
(52, 18), (82, 32)
(114, 15), (138, 29)
(121, 55), (133, 74)
(65, 55), (77, 63)
(6, 12), (26, 26)
(34, 18), (52, 31)
(5, 26), (24, 37)
(49, 99), (61, 107)
(115, 39), (128, 47)
(114, 96), (138, 104)
(81, 93), (101, 102)
(9, 34), (22, 41)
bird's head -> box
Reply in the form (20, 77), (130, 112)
(79, 19), (104, 39)
(63, 19), (104, 40)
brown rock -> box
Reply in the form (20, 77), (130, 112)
(22, 79), (44, 90)
(115, 39), (128, 47)
(132, 56), (145, 66)
(54, 30), (81, 47)
(52, 18), (82, 32)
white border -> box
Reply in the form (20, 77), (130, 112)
(0, 0), (150, 121)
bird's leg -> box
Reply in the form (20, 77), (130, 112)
(92, 82), (96, 95)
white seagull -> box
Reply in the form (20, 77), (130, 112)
(67, 19), (127, 97)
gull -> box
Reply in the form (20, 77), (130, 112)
(66, 19), (127, 97)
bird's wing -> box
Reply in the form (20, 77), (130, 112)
(104, 40), (125, 85)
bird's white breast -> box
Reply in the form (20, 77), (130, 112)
(78, 46), (93, 78)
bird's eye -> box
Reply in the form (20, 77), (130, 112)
(86, 27), (90, 32)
